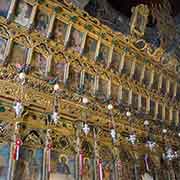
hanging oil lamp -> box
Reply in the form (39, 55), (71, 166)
(82, 97), (90, 135)
(108, 104), (116, 142)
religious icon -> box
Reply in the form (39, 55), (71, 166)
(50, 153), (75, 180)
(121, 59), (132, 76)
(82, 158), (93, 180)
(97, 44), (109, 66)
(68, 67), (81, 91)
(97, 78), (108, 101)
(0, 38), (7, 64)
(14, 0), (32, 27)
(103, 161), (113, 180)
(32, 53), (48, 77)
(10, 43), (28, 65)
(68, 28), (83, 53)
(111, 84), (119, 103)
(13, 147), (43, 180)
(51, 60), (66, 83)
(35, 11), (50, 36)
(52, 20), (67, 44)
(84, 73), (95, 96)
(0, 0), (11, 18)
(0, 144), (10, 180)
(110, 51), (120, 72)
(83, 36), (97, 60)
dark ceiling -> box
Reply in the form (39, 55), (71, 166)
(107, 0), (180, 17)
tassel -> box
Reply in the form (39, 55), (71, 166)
(79, 151), (84, 176)
(144, 154), (150, 172)
(47, 143), (52, 173)
(13, 139), (22, 160)
(98, 159), (103, 180)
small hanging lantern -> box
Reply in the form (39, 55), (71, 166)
(127, 133), (136, 145)
(146, 140), (156, 151)
(144, 154), (150, 172)
(13, 100), (24, 118)
(82, 97), (88, 105)
(110, 128), (116, 142)
(126, 111), (131, 117)
(163, 146), (178, 161)
(83, 123), (90, 135)
(18, 72), (26, 85)
(51, 111), (59, 124)
(13, 138), (23, 160)
(53, 83), (60, 92)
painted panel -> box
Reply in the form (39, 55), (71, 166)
(14, 0), (32, 27)
(0, 144), (10, 180)
(83, 36), (97, 60)
(0, 38), (8, 64)
(50, 152), (75, 180)
(14, 147), (43, 180)
(52, 20), (67, 44)
(10, 43), (28, 65)
(110, 52), (120, 72)
(97, 44), (109, 66)
(0, 0), (11, 18)
(35, 10), (50, 36)
(68, 28), (83, 53)
(32, 53), (48, 77)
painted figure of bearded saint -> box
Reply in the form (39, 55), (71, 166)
(50, 156), (74, 180)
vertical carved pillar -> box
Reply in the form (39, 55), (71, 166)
(95, 38), (101, 61)
(47, 55), (53, 76)
(107, 45), (114, 68)
(26, 47), (34, 64)
(154, 102), (158, 119)
(94, 76), (99, 96)
(146, 97), (150, 113)
(169, 107), (173, 123)
(148, 70), (154, 89)
(7, 136), (16, 180)
(162, 105), (166, 121)
(166, 79), (170, 95)
(47, 12), (56, 38)
(4, 38), (13, 60)
(64, 62), (70, 84)
(7, 0), (17, 20)
(175, 110), (179, 126)
(93, 128), (98, 180)
(80, 31), (88, 55)
(130, 61), (136, 79)
(138, 95), (141, 111)
(79, 70), (85, 90)
(118, 85), (123, 103)
(158, 74), (163, 91)
(107, 80), (111, 99)
(173, 82), (177, 98)
(9, 122), (21, 180)
(140, 65), (145, 84)
(64, 23), (72, 47)
(119, 52), (125, 74)
(28, 4), (38, 29)
(128, 89), (132, 106)
(75, 123), (81, 180)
